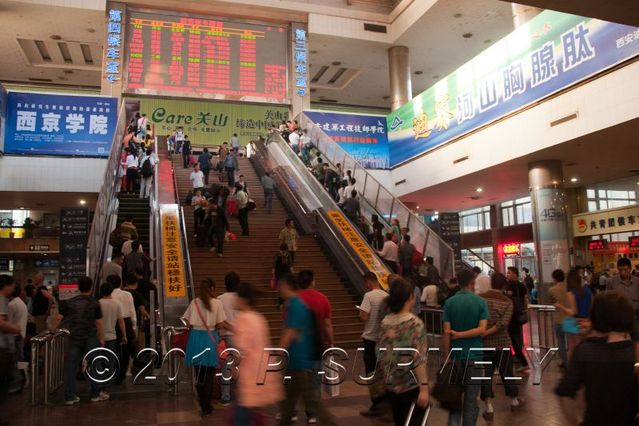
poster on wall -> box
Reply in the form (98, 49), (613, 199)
(4, 92), (118, 157)
(304, 111), (389, 169)
(386, 10), (639, 167)
(125, 11), (289, 104)
(59, 208), (89, 295)
(140, 98), (288, 146)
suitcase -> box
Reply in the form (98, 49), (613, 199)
(405, 403), (431, 426)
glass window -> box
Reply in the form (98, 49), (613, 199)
(587, 201), (598, 212)
(459, 206), (491, 234)
(586, 189), (596, 199)
(500, 196), (532, 227)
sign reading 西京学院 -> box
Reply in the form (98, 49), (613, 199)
(161, 205), (186, 298)
(386, 10), (639, 167)
(325, 210), (389, 289)
(304, 111), (389, 169)
(140, 98), (288, 147)
(573, 205), (639, 238)
(4, 92), (117, 157)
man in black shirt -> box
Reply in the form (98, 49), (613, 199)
(504, 267), (530, 371)
(124, 274), (150, 350)
(53, 277), (106, 405)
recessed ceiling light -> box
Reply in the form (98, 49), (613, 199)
(570, 177), (579, 183)
(453, 13), (462, 18)
(434, 211), (439, 215)
(331, 61), (341, 66)
(462, 33), (473, 39)
(50, 35), (62, 40)
(414, 70), (423, 75)
(476, 187), (483, 193)
(79, 199), (86, 205)
(416, 205), (420, 209)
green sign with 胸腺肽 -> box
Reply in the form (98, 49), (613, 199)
(140, 98), (289, 147)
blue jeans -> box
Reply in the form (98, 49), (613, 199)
(64, 337), (101, 401)
(264, 188), (274, 213)
(226, 168), (235, 186)
(554, 323), (568, 367)
(301, 145), (311, 164)
(448, 364), (482, 426)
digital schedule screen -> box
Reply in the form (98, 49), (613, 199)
(125, 12), (289, 103)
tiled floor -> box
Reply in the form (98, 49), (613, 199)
(3, 359), (584, 426)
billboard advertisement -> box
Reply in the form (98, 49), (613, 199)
(140, 97), (288, 146)
(4, 92), (118, 157)
(386, 10), (639, 167)
(304, 110), (389, 169)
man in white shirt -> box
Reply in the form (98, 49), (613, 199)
(377, 233), (399, 273)
(138, 148), (156, 199)
(473, 267), (492, 295)
(358, 272), (388, 417)
(8, 283), (28, 391)
(230, 133), (241, 155)
(421, 283), (440, 306)
(190, 163), (205, 192)
(125, 148), (138, 194)
(217, 272), (239, 405)
(174, 127), (185, 153)
(288, 130), (300, 154)
(137, 113), (148, 139)
(300, 129), (312, 164)
(107, 275), (137, 385)
(235, 183), (250, 236)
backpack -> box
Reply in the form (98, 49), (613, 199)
(141, 157), (153, 178)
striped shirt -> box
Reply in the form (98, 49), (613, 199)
(481, 290), (513, 350)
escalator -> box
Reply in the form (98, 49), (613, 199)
(298, 112), (456, 282)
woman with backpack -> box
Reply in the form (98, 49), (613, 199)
(138, 148), (155, 199)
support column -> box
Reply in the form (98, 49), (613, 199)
(512, 2), (542, 29)
(529, 160), (570, 303)
(388, 46), (412, 111)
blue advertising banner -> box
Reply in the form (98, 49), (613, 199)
(4, 92), (118, 157)
(304, 110), (389, 169)
(386, 11), (639, 167)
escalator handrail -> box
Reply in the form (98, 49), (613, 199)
(298, 112), (456, 280)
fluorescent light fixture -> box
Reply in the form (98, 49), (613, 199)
(570, 177), (578, 183)
(79, 199), (86, 205)
(476, 187), (483, 193)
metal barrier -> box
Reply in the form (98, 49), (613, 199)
(162, 325), (190, 394)
(31, 329), (69, 405)
(422, 306), (444, 347)
(527, 304), (557, 351)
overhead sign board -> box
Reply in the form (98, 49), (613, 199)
(386, 10), (639, 167)
(4, 92), (117, 157)
(573, 205), (639, 237)
(161, 205), (187, 298)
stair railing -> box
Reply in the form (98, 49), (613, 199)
(298, 112), (456, 282)
(87, 103), (126, 285)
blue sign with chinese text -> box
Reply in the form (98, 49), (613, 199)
(305, 111), (389, 169)
(386, 11), (639, 167)
(4, 92), (117, 157)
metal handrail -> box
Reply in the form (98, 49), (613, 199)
(31, 329), (70, 405)
(464, 248), (495, 271)
(162, 325), (190, 394)
(298, 112), (456, 282)
(179, 206), (195, 301)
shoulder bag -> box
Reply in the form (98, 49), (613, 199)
(194, 299), (228, 361)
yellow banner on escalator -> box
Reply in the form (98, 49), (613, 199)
(161, 205), (186, 298)
(326, 210), (389, 289)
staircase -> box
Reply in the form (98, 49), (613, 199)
(117, 193), (151, 251)
(172, 155), (364, 346)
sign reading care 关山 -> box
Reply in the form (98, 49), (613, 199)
(573, 205), (639, 238)
(161, 205), (186, 298)
(325, 210), (389, 289)
(304, 111), (389, 169)
(4, 92), (117, 157)
(140, 98), (287, 147)
(386, 10), (639, 167)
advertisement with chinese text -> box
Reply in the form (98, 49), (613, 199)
(304, 111), (389, 169)
(140, 98), (288, 147)
(386, 10), (639, 167)
(4, 92), (118, 157)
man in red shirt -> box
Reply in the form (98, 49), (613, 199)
(297, 270), (334, 424)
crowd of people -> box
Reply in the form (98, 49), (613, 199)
(120, 113), (158, 198)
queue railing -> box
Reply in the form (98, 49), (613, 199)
(527, 304), (557, 352)
(31, 329), (69, 405)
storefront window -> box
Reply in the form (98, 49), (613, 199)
(459, 206), (491, 234)
(501, 197), (532, 226)
(587, 189), (636, 212)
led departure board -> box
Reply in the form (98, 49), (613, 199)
(125, 12), (289, 103)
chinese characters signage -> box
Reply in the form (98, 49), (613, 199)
(4, 92), (117, 157)
(386, 10), (639, 167)
(125, 11), (289, 103)
(304, 111), (389, 168)
(573, 205), (639, 238)
(326, 210), (389, 289)
(59, 208), (88, 292)
(294, 27), (308, 97)
(140, 98), (287, 146)
(161, 205), (186, 298)
(105, 9), (123, 83)
(502, 243), (521, 256)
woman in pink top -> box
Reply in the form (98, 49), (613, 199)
(232, 282), (283, 425)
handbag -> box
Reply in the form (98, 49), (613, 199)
(432, 361), (464, 411)
(561, 316), (580, 335)
(171, 330), (189, 351)
(247, 199), (257, 211)
(194, 299), (228, 361)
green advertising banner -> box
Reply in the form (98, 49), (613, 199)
(139, 98), (288, 146)
(386, 10), (639, 166)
